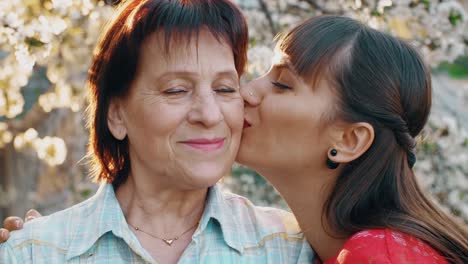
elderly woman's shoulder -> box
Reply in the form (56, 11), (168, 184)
(3, 194), (99, 251)
(221, 190), (302, 235)
(218, 189), (313, 261)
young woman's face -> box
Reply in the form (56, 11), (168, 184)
(237, 51), (338, 176)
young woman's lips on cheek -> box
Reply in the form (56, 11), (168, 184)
(243, 119), (251, 129)
(179, 138), (225, 152)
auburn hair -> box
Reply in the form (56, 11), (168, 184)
(86, 0), (248, 187)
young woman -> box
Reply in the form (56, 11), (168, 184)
(238, 15), (468, 263)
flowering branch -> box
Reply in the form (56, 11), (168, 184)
(299, 0), (343, 14)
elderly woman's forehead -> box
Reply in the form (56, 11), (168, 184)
(141, 29), (229, 59)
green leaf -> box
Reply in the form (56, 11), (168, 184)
(81, 189), (92, 198)
(421, 141), (438, 153)
(25, 37), (45, 48)
(449, 10), (463, 26)
(459, 191), (466, 200)
(438, 56), (468, 78)
(370, 10), (381, 16)
(249, 37), (258, 47)
(421, 0), (431, 10)
(451, 208), (461, 217)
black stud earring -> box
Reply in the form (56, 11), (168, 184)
(326, 149), (339, 169)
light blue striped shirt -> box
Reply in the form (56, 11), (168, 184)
(0, 183), (314, 263)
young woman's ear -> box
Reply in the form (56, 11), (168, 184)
(331, 122), (374, 163)
(107, 99), (127, 140)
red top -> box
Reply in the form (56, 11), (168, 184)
(322, 229), (448, 264)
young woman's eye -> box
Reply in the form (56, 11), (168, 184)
(272, 81), (292, 91)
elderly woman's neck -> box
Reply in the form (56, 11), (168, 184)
(115, 174), (207, 230)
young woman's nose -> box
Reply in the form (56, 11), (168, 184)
(240, 78), (263, 107)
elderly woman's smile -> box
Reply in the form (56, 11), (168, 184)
(178, 137), (226, 152)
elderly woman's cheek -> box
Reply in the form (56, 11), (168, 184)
(223, 97), (244, 136)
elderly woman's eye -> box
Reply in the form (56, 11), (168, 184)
(214, 87), (236, 93)
(164, 88), (188, 94)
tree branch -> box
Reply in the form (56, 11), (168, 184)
(6, 103), (50, 133)
(300, 0), (343, 15)
(257, 0), (278, 36)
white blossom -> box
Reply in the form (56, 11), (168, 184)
(34, 136), (67, 166)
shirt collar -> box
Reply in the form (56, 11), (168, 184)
(197, 184), (305, 255)
(64, 183), (241, 260)
(65, 183), (155, 262)
(195, 184), (245, 253)
(65, 183), (302, 260)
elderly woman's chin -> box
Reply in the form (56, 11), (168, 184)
(161, 158), (232, 190)
(144, 138), (239, 189)
(177, 148), (239, 189)
(184, 162), (233, 188)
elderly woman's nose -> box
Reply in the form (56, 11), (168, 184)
(187, 93), (224, 127)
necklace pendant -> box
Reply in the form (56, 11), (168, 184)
(162, 238), (175, 246)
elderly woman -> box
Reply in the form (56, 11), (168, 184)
(0, 0), (313, 263)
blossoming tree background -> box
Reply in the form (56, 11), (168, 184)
(0, 0), (467, 223)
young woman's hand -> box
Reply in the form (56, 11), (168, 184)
(0, 209), (42, 242)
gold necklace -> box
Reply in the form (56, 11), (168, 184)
(128, 221), (199, 246)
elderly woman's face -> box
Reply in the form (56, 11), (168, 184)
(110, 29), (243, 188)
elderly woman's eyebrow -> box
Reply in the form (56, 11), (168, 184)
(155, 70), (238, 80)
(215, 70), (239, 80)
